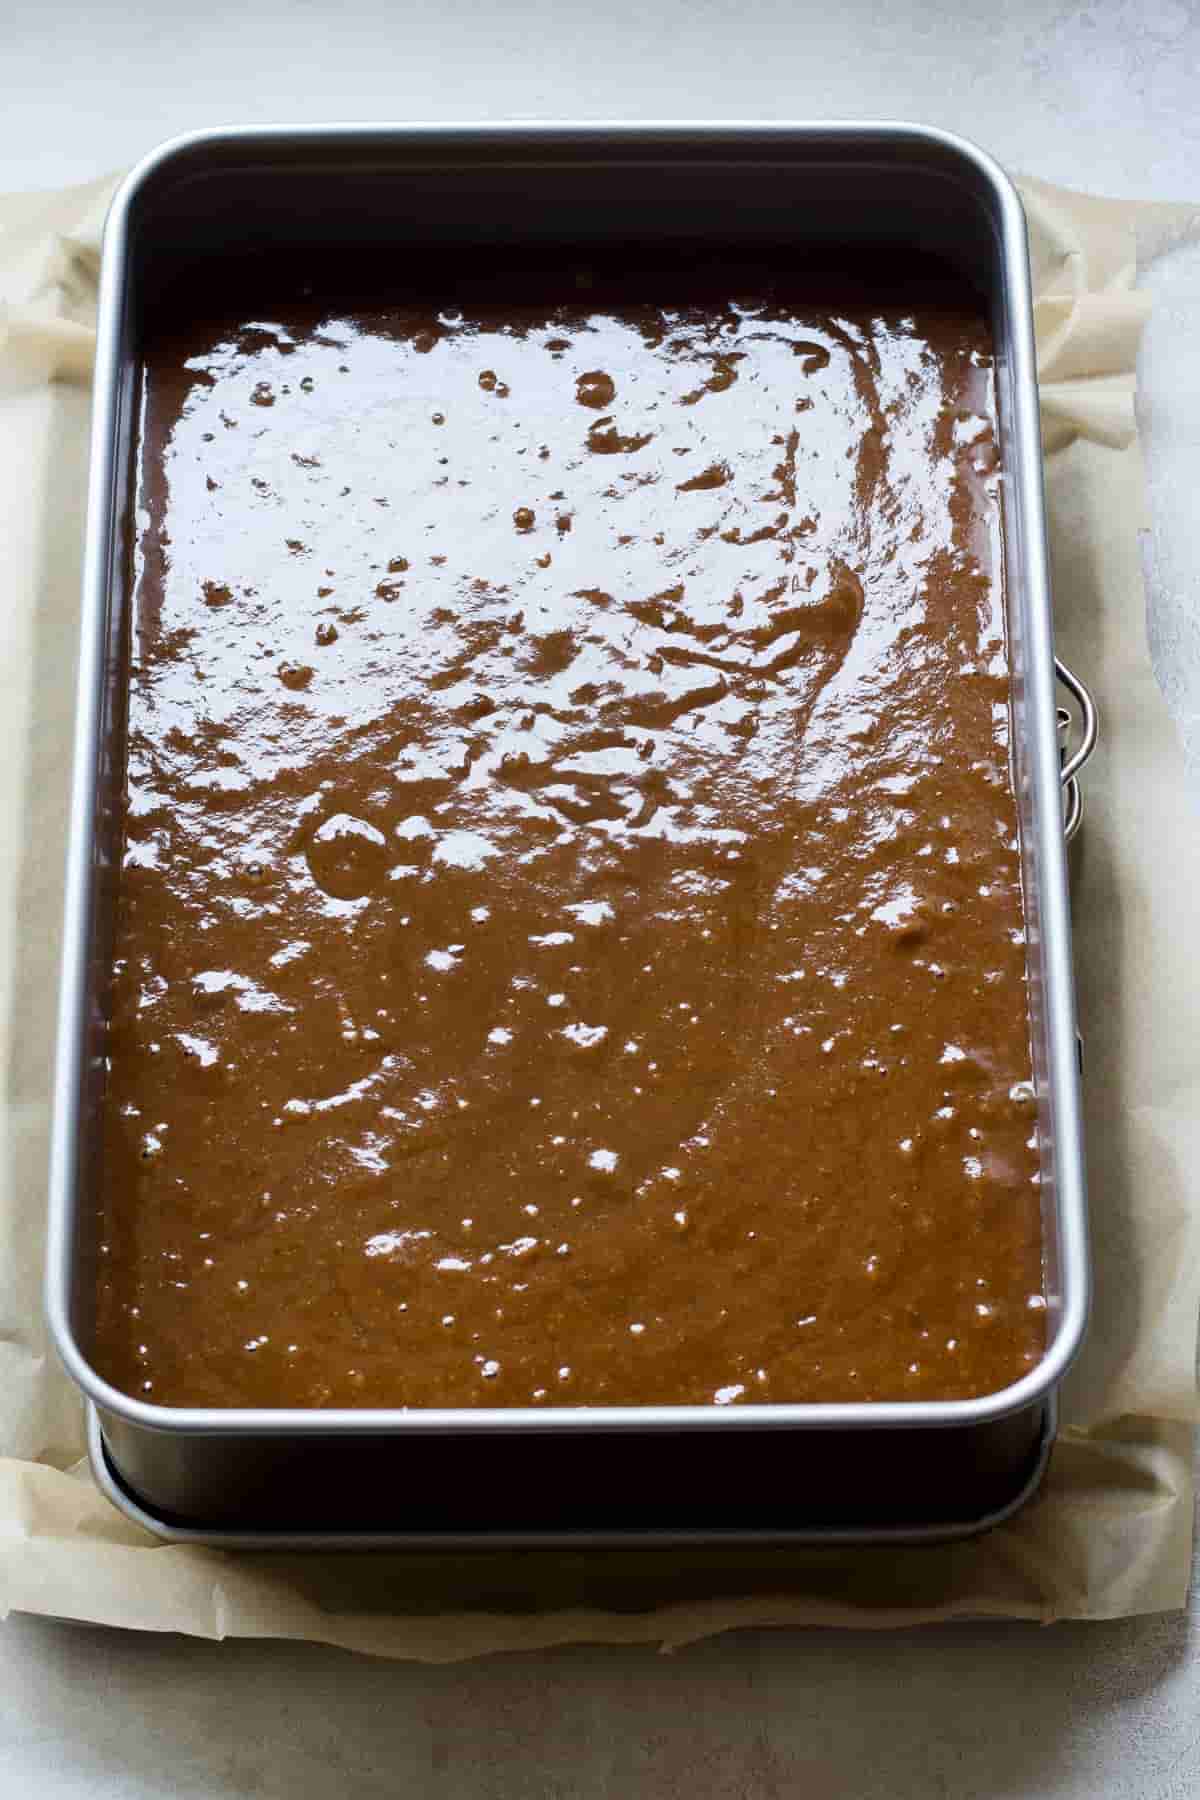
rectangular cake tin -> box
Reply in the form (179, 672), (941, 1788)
(47, 122), (1090, 1546)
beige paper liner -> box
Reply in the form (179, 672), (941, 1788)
(0, 171), (1195, 1655)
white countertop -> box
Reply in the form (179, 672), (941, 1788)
(4, 2), (1200, 1794)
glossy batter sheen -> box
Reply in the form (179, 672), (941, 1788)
(94, 253), (1046, 1410)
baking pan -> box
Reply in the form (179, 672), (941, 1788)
(47, 122), (1092, 1545)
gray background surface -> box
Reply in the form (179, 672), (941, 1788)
(3, 1), (1200, 1794)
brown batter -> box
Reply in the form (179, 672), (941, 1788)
(93, 250), (1045, 1410)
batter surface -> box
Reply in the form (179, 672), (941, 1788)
(94, 251), (1045, 1409)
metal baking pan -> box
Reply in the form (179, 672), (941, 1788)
(47, 121), (1092, 1546)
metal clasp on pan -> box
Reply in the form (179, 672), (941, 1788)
(1055, 658), (1098, 844)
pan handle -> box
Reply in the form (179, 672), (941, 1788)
(1055, 657), (1098, 844)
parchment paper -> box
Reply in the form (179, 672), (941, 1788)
(0, 173), (1196, 1658)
